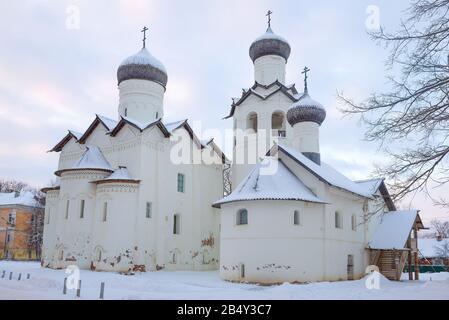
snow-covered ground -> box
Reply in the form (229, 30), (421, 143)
(0, 261), (448, 300)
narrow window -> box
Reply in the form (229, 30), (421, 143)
(46, 208), (50, 225)
(156, 111), (159, 119)
(97, 250), (102, 262)
(236, 209), (248, 225)
(177, 173), (185, 193)
(173, 214), (181, 235)
(8, 211), (16, 225)
(6, 234), (11, 243)
(351, 214), (357, 231)
(102, 202), (108, 222)
(172, 252), (177, 264)
(59, 250), (64, 261)
(146, 202), (152, 218)
(335, 211), (343, 229)
(80, 199), (85, 219)
(124, 108), (128, 117)
(240, 263), (245, 278)
(65, 200), (70, 219)
(294, 210), (301, 225)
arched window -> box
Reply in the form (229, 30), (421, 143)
(236, 209), (248, 225)
(246, 112), (258, 133)
(335, 211), (343, 229)
(294, 210), (301, 225)
(271, 111), (286, 137)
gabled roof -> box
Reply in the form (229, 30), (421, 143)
(49, 130), (83, 152)
(201, 138), (229, 164)
(213, 157), (325, 208)
(109, 116), (170, 137)
(368, 210), (425, 250)
(78, 114), (118, 144)
(163, 119), (202, 149)
(224, 81), (300, 119)
(355, 178), (396, 211)
(274, 144), (373, 198)
(55, 145), (113, 176)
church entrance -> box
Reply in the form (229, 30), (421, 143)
(347, 255), (354, 280)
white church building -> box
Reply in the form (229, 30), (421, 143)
(42, 16), (425, 283)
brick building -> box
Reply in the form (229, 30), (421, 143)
(0, 191), (43, 260)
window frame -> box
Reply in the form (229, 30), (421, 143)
(177, 173), (185, 193)
(102, 202), (108, 222)
(173, 214), (181, 235)
(80, 199), (85, 219)
(335, 211), (343, 229)
(146, 202), (152, 218)
(236, 209), (248, 225)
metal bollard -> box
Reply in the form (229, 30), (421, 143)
(99, 282), (105, 300)
(63, 277), (67, 295)
(76, 280), (81, 298)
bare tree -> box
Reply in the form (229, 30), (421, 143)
(339, 0), (449, 207)
(430, 219), (449, 238)
(434, 240), (449, 259)
(0, 179), (28, 193)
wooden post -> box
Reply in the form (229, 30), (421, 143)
(408, 251), (413, 280)
(63, 278), (67, 295)
(414, 225), (419, 280)
(76, 280), (81, 298)
(99, 282), (105, 300)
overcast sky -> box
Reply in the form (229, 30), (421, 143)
(0, 0), (447, 224)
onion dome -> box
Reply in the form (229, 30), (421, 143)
(117, 48), (168, 87)
(249, 27), (291, 63)
(287, 67), (326, 126)
(287, 92), (326, 126)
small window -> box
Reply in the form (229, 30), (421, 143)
(351, 214), (357, 231)
(65, 200), (70, 219)
(46, 208), (51, 225)
(6, 233), (11, 243)
(172, 252), (177, 264)
(173, 214), (181, 235)
(102, 202), (108, 222)
(294, 210), (301, 226)
(156, 111), (159, 119)
(240, 263), (245, 278)
(8, 211), (16, 225)
(59, 250), (64, 261)
(124, 108), (128, 117)
(80, 200), (85, 219)
(177, 173), (185, 193)
(236, 209), (248, 225)
(335, 211), (343, 229)
(146, 202), (152, 218)
(97, 250), (102, 262)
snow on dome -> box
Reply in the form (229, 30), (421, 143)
(249, 27), (291, 62)
(287, 93), (326, 126)
(213, 157), (325, 208)
(72, 145), (112, 171)
(0, 191), (40, 207)
(117, 48), (168, 87)
(368, 210), (419, 250)
(104, 167), (133, 180)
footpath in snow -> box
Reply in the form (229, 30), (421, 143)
(0, 261), (448, 300)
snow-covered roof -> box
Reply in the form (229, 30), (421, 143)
(71, 145), (112, 172)
(292, 93), (325, 110)
(164, 119), (187, 133)
(0, 191), (39, 208)
(277, 144), (373, 198)
(252, 27), (290, 44)
(355, 178), (384, 196)
(368, 210), (419, 250)
(97, 114), (118, 131)
(68, 130), (83, 140)
(119, 48), (167, 73)
(419, 238), (449, 258)
(213, 157), (325, 208)
(105, 167), (133, 180)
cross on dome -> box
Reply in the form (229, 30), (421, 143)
(302, 66), (311, 93)
(141, 26), (149, 48)
(266, 10), (273, 28)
